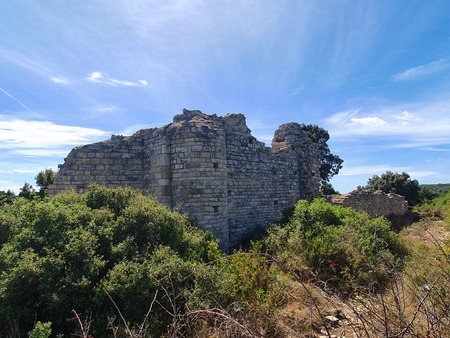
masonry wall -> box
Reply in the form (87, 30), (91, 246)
(51, 135), (146, 192)
(49, 110), (321, 250)
(327, 189), (410, 218)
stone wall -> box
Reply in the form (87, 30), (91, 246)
(49, 109), (321, 250)
(327, 189), (410, 225)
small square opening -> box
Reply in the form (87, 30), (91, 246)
(273, 200), (278, 205)
(213, 162), (219, 169)
(213, 206), (219, 213)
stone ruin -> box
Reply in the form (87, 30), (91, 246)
(327, 189), (413, 227)
(49, 109), (322, 250)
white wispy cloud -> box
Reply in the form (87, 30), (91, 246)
(324, 100), (450, 149)
(51, 76), (70, 85)
(91, 104), (121, 114)
(420, 147), (450, 152)
(0, 115), (110, 156)
(350, 116), (387, 127)
(338, 165), (409, 176)
(11, 169), (37, 174)
(392, 58), (449, 81)
(408, 171), (440, 180)
(120, 123), (159, 136)
(0, 47), (55, 79)
(86, 72), (148, 87)
(393, 110), (423, 125)
(338, 164), (438, 180)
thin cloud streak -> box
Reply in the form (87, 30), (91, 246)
(0, 87), (36, 114)
(86, 72), (148, 87)
(0, 47), (55, 79)
(51, 77), (70, 85)
(0, 116), (110, 153)
(338, 164), (438, 180)
(90, 104), (121, 114)
(392, 58), (450, 81)
(339, 165), (410, 176)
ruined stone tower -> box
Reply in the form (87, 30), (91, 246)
(49, 109), (321, 250)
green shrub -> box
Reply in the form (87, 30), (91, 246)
(0, 185), (220, 337)
(27, 321), (52, 338)
(265, 198), (408, 293)
(417, 190), (450, 223)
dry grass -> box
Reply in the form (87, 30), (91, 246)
(270, 219), (450, 338)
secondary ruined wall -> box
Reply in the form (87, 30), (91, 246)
(327, 189), (410, 224)
(49, 109), (321, 250)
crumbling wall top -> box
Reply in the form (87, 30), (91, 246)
(328, 189), (410, 219)
(272, 122), (312, 154)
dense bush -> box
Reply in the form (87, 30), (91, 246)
(0, 188), (416, 336)
(0, 185), (222, 337)
(264, 198), (408, 293)
(366, 171), (421, 206)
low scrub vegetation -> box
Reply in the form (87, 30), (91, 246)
(264, 199), (408, 293)
(416, 189), (450, 223)
(1, 185), (449, 337)
(0, 185), (222, 336)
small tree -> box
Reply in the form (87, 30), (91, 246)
(366, 171), (420, 205)
(19, 183), (35, 200)
(320, 181), (338, 196)
(300, 124), (343, 184)
(35, 168), (56, 197)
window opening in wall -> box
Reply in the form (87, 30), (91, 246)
(213, 162), (219, 169)
(213, 206), (219, 213)
(273, 200), (278, 205)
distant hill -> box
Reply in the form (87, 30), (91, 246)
(420, 183), (450, 195)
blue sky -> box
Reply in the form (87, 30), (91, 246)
(1, 1), (450, 194)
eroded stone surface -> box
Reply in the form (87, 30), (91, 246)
(328, 189), (410, 224)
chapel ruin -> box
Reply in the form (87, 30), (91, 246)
(49, 109), (322, 250)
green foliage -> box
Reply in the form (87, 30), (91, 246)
(102, 246), (196, 336)
(0, 185), (220, 337)
(27, 321), (52, 338)
(420, 183), (450, 197)
(0, 184), (424, 336)
(366, 171), (420, 205)
(225, 242), (287, 308)
(418, 185), (439, 202)
(19, 182), (35, 199)
(205, 242), (289, 335)
(265, 198), (408, 293)
(416, 189), (450, 223)
(35, 168), (56, 197)
(300, 124), (343, 184)
(0, 190), (15, 205)
(320, 181), (339, 195)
